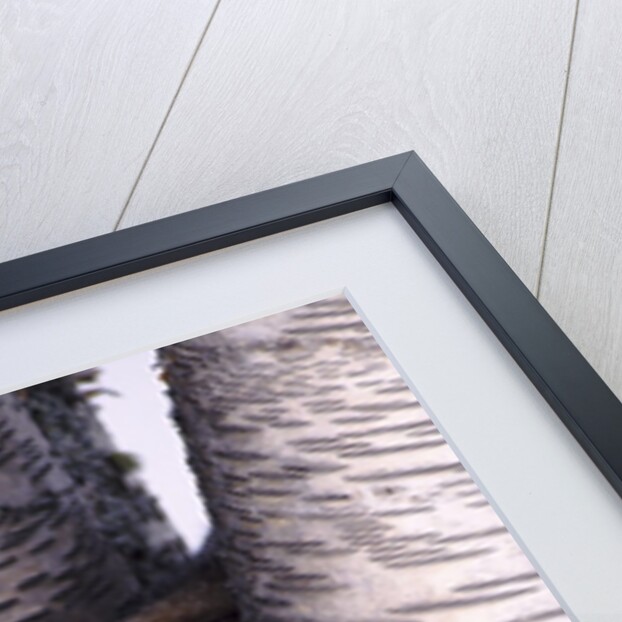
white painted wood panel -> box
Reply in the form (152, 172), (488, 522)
(0, 0), (217, 262)
(539, 1), (622, 400)
(120, 0), (576, 290)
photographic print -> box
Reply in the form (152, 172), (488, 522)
(0, 295), (568, 622)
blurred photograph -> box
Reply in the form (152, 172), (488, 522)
(0, 295), (567, 622)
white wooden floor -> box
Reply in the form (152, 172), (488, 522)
(1, 0), (620, 400)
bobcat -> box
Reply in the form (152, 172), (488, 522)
(156, 295), (569, 622)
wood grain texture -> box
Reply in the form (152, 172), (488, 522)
(538, 0), (622, 400)
(120, 0), (576, 290)
(0, 0), (218, 262)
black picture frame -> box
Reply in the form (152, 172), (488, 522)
(1, 150), (620, 500)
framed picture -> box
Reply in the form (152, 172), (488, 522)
(0, 151), (620, 621)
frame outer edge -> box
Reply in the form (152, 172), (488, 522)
(391, 151), (622, 499)
(1, 147), (621, 503)
(0, 152), (412, 312)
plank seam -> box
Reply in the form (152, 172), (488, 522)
(113, 0), (224, 232)
(534, 0), (581, 298)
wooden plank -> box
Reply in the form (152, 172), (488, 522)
(119, 0), (576, 291)
(539, 0), (622, 400)
(0, 0), (218, 262)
